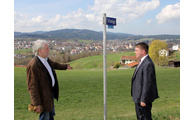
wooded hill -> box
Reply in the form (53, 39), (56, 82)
(14, 29), (180, 40)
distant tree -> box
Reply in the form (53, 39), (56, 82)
(113, 62), (120, 69)
(64, 53), (70, 63)
(149, 40), (168, 65)
(159, 55), (168, 66)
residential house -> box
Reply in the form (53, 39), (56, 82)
(159, 49), (169, 57)
(129, 43), (133, 49)
(120, 56), (139, 64)
(125, 45), (129, 49)
(71, 49), (79, 55)
(125, 61), (139, 68)
(172, 44), (180, 51)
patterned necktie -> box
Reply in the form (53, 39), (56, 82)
(135, 60), (141, 72)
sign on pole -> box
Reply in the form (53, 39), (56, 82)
(103, 13), (107, 120)
(103, 13), (116, 120)
(106, 17), (116, 26)
(106, 17), (116, 29)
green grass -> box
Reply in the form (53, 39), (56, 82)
(70, 52), (135, 69)
(168, 51), (180, 60)
(14, 67), (180, 120)
(14, 48), (32, 54)
(78, 40), (94, 44)
(174, 51), (180, 60)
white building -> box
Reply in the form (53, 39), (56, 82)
(159, 49), (169, 57)
(172, 45), (179, 51)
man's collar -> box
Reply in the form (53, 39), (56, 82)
(37, 55), (48, 62)
(140, 54), (148, 62)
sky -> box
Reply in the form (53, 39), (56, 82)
(14, 0), (180, 35)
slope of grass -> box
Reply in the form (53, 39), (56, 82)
(14, 67), (180, 120)
(70, 52), (135, 69)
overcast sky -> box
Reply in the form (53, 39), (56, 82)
(14, 0), (180, 35)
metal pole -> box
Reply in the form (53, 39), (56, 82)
(103, 13), (107, 120)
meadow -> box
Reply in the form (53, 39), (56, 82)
(69, 52), (135, 69)
(14, 66), (180, 120)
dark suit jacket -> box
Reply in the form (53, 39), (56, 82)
(27, 56), (68, 111)
(131, 55), (159, 103)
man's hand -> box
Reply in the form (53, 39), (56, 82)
(141, 102), (146, 107)
(35, 105), (42, 113)
(67, 64), (72, 69)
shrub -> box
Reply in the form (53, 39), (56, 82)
(114, 62), (120, 69)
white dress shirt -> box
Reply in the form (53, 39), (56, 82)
(38, 56), (55, 87)
(139, 54), (148, 67)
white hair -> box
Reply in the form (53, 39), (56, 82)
(32, 39), (48, 56)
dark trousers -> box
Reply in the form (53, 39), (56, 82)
(39, 92), (55, 120)
(39, 103), (55, 120)
(39, 109), (55, 120)
(135, 103), (152, 120)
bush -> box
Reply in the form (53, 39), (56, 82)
(113, 62), (120, 68)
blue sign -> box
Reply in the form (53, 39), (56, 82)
(108, 25), (114, 29)
(106, 17), (116, 26)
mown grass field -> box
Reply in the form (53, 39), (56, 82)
(14, 66), (180, 120)
(70, 52), (135, 69)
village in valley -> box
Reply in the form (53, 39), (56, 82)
(14, 36), (180, 68)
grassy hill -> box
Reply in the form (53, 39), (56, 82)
(69, 52), (135, 69)
(14, 66), (180, 120)
(14, 29), (180, 40)
(14, 29), (133, 40)
(69, 51), (180, 69)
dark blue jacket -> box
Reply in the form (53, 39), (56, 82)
(131, 55), (159, 103)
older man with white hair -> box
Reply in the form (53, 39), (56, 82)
(27, 39), (71, 120)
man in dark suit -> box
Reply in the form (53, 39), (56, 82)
(131, 42), (159, 120)
(27, 39), (71, 120)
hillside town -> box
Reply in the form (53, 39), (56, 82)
(14, 40), (135, 53)
(14, 38), (180, 68)
(14, 39), (179, 57)
(14, 40), (137, 59)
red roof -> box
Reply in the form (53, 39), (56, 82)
(127, 61), (139, 67)
(120, 56), (139, 61)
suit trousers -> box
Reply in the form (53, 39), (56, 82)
(39, 92), (55, 120)
(39, 106), (55, 120)
(135, 103), (152, 120)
